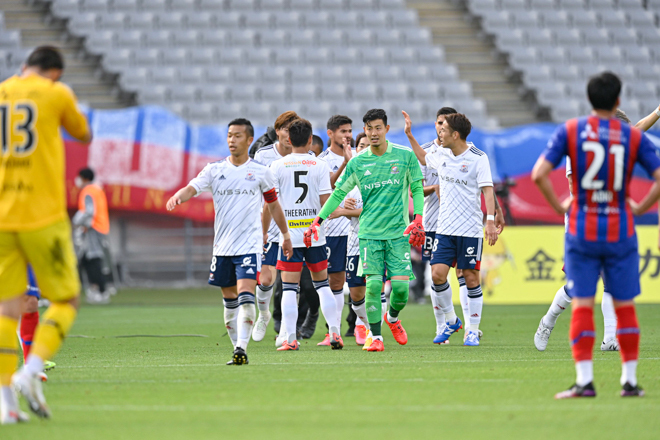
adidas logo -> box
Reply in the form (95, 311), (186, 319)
(367, 305), (378, 312)
(219, 175), (226, 180)
(442, 163), (447, 167)
(406, 265), (410, 270)
(471, 313), (479, 317)
(246, 268), (255, 274)
(469, 259), (476, 264)
(364, 170), (372, 176)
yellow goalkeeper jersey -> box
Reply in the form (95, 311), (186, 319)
(0, 73), (90, 231)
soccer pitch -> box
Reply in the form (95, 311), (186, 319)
(4, 289), (659, 440)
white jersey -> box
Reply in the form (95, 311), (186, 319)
(188, 158), (275, 256)
(270, 153), (333, 248)
(346, 187), (363, 256)
(420, 140), (440, 232)
(426, 143), (493, 238)
(317, 148), (352, 237)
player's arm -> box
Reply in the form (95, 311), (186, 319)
(481, 186), (498, 246)
(60, 84), (92, 143)
(402, 110), (427, 165)
(262, 206), (272, 244)
(330, 138), (353, 188)
(72, 194), (95, 227)
(635, 105), (660, 132)
(494, 193), (505, 234)
(423, 184), (438, 197)
(264, 192), (292, 259)
(166, 185), (197, 211)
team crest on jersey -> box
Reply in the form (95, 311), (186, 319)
(460, 163), (469, 173)
(209, 273), (215, 281)
(390, 165), (399, 174)
(245, 172), (255, 181)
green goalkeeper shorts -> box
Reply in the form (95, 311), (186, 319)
(357, 236), (413, 279)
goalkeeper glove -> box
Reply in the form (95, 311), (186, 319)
(303, 217), (323, 248)
(404, 215), (425, 247)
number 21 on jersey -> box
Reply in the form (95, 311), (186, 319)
(580, 141), (625, 203)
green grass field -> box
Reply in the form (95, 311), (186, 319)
(3, 289), (660, 440)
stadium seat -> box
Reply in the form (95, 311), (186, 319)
(347, 66), (374, 82)
(200, 29), (229, 46)
(319, 0), (343, 10)
(261, 0), (287, 11)
(526, 29), (554, 47)
(172, 30), (199, 47)
(51, 0), (80, 19)
(374, 65), (403, 82)
(303, 11), (333, 29)
(374, 28), (404, 46)
(171, 84), (199, 103)
(320, 83), (350, 101)
(112, 0), (139, 12)
(553, 29), (581, 46)
(381, 83), (409, 101)
(127, 13), (156, 30)
(229, 0), (258, 11)
(245, 12), (273, 29)
(205, 66), (232, 83)
(231, 30), (258, 47)
(500, 0), (527, 11)
(350, 83), (378, 101)
(141, 0), (168, 12)
(318, 30), (345, 47)
(362, 47), (389, 65)
(349, 0), (378, 11)
(289, 29), (318, 47)
(179, 66), (206, 84)
(303, 47), (331, 64)
(190, 47), (218, 65)
(273, 11), (303, 28)
(199, 0), (227, 10)
(85, 30), (116, 54)
(290, 66), (317, 83)
(200, 84), (230, 102)
(158, 12), (186, 31)
(273, 47), (301, 64)
(137, 85), (170, 105)
(99, 13), (127, 30)
(232, 66), (261, 83)
(151, 67), (178, 84)
(319, 66), (347, 84)
(289, 0), (316, 11)
(187, 12), (215, 29)
(259, 30), (289, 48)
(131, 48), (160, 67)
(68, 13), (98, 37)
(378, 0), (406, 10)
(261, 66), (289, 85)
(346, 29), (375, 47)
(542, 11), (571, 30)
(290, 84), (317, 101)
(170, 0), (196, 11)
(529, 0), (556, 12)
(161, 47), (189, 65)
(261, 84), (288, 102)
(331, 11), (362, 29)
(216, 12), (244, 29)
(391, 10), (419, 28)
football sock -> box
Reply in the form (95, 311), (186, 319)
(20, 311), (39, 361)
(601, 292), (617, 342)
(543, 285), (571, 328)
(313, 279), (338, 337)
(332, 289), (344, 331)
(351, 298), (370, 330)
(615, 305), (640, 386)
(432, 281), (456, 325)
(429, 290), (445, 334)
(223, 298), (239, 348)
(1, 385), (17, 408)
(0, 317), (19, 386)
(256, 284), (274, 314)
(236, 292), (256, 350)
(31, 302), (77, 363)
(458, 277), (469, 329)
(389, 280), (409, 320)
(381, 290), (387, 315)
(570, 306), (595, 386)
(467, 285), (483, 332)
(281, 283), (299, 344)
(366, 277), (383, 335)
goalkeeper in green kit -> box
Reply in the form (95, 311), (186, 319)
(303, 109), (426, 352)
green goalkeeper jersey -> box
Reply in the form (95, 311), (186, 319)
(319, 141), (424, 240)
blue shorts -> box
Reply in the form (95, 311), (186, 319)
(422, 231), (436, 261)
(262, 241), (279, 267)
(346, 255), (365, 288)
(208, 254), (260, 288)
(325, 236), (348, 273)
(565, 234), (639, 301)
(26, 265), (40, 299)
(276, 246), (327, 273)
(430, 234), (483, 270)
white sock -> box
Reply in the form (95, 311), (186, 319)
(332, 289), (344, 331)
(24, 354), (45, 376)
(433, 281), (456, 325)
(236, 293), (256, 350)
(543, 285), (571, 328)
(467, 285), (483, 332)
(1, 386), (16, 408)
(386, 311), (398, 323)
(256, 284), (274, 314)
(281, 283), (299, 344)
(314, 279), (339, 335)
(352, 298), (370, 329)
(575, 360), (594, 387)
(621, 360), (638, 387)
(601, 291), (617, 342)
(458, 277), (470, 329)
(381, 291), (387, 315)
(223, 298), (239, 348)
(430, 289), (445, 334)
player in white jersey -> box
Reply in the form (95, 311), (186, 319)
(270, 118), (344, 351)
(251, 111), (299, 341)
(166, 119), (293, 365)
(315, 115), (354, 345)
(404, 112), (498, 347)
(534, 108), (645, 352)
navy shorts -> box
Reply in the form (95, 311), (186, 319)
(430, 234), (483, 270)
(345, 255), (365, 288)
(277, 246), (328, 273)
(262, 241), (279, 266)
(565, 234), (639, 301)
(26, 265), (40, 299)
(422, 231), (436, 262)
(208, 254), (260, 288)
(325, 236), (348, 273)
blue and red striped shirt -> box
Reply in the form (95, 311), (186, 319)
(543, 115), (660, 243)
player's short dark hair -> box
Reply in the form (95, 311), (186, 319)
(26, 46), (64, 71)
(312, 134), (324, 148)
(355, 132), (367, 147)
(274, 111), (299, 130)
(363, 108), (387, 126)
(615, 108), (632, 124)
(587, 71), (621, 111)
(436, 107), (457, 118)
(444, 113), (472, 140)
(288, 118), (313, 148)
(78, 167), (94, 181)
(326, 114), (353, 131)
(228, 118), (254, 138)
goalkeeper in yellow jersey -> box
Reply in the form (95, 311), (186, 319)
(0, 46), (91, 424)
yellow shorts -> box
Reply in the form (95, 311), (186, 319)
(0, 220), (80, 302)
